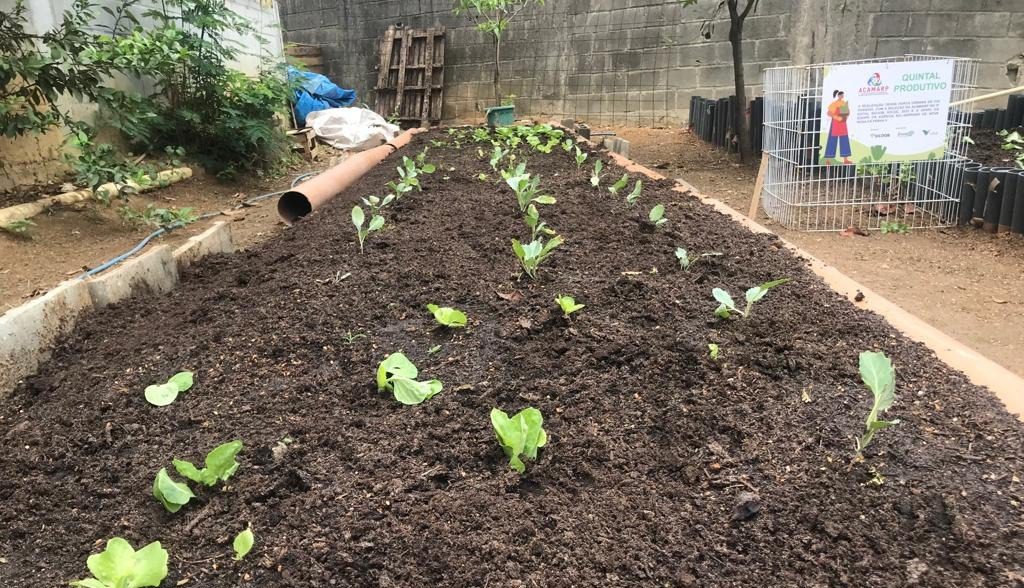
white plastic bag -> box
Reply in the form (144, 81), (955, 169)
(305, 107), (400, 151)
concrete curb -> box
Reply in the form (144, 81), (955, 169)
(606, 151), (1024, 417)
(0, 221), (234, 397)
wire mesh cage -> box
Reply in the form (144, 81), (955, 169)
(760, 55), (979, 232)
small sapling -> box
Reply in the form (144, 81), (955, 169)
(233, 526), (254, 561)
(491, 407), (548, 474)
(590, 160), (604, 187)
(675, 247), (722, 271)
(352, 205), (385, 254)
(70, 537), (168, 588)
(625, 180), (642, 206)
(713, 279), (790, 319)
(555, 295), (585, 317)
(144, 371), (194, 407)
(152, 468), (195, 513)
(856, 350), (898, 455)
(376, 352), (443, 405)
(173, 440), (243, 487)
(512, 235), (563, 280)
(648, 204), (667, 228)
(426, 304), (468, 328)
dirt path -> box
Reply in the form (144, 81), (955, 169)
(1, 128), (1023, 586)
(616, 127), (1024, 379)
(0, 167), (313, 313)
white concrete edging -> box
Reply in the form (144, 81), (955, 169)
(0, 221), (233, 396)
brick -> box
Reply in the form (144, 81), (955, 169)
(956, 12), (1011, 37)
(881, 0), (931, 11)
(869, 12), (911, 36)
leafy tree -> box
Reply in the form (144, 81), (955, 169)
(679, 0), (759, 162)
(452, 0), (545, 104)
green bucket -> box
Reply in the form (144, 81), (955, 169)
(485, 105), (515, 127)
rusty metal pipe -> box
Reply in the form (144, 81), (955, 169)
(278, 128), (425, 224)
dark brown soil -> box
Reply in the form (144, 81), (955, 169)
(2, 129), (1023, 587)
(969, 127), (1024, 168)
(0, 178), (71, 209)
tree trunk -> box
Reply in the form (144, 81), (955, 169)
(728, 3), (752, 162)
(493, 34), (503, 105)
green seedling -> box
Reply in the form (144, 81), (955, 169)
(152, 468), (195, 513)
(590, 159), (604, 187)
(675, 247), (722, 271)
(385, 180), (413, 200)
(503, 163), (556, 212)
(477, 173), (489, 181)
(342, 331), (366, 345)
(648, 204), (667, 228)
(473, 128), (491, 143)
(999, 129), (1024, 168)
(352, 205), (385, 254)
(173, 440), (243, 487)
(490, 145), (507, 170)
(491, 407), (548, 474)
(233, 526), (254, 561)
(70, 537), (168, 588)
(574, 146), (588, 169)
(512, 235), (563, 280)
(625, 180), (643, 206)
(1, 218), (36, 237)
(361, 194), (395, 216)
(376, 352), (443, 405)
(708, 343), (720, 360)
(426, 303), (468, 328)
(608, 173), (629, 196)
(713, 279), (790, 319)
(144, 371), (194, 407)
(555, 295), (585, 318)
(856, 350), (898, 455)
(880, 221), (909, 234)
(427, 344), (442, 355)
(523, 204), (556, 240)
(561, 138), (575, 152)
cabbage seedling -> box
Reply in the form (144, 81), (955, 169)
(608, 173), (629, 196)
(708, 343), (720, 360)
(625, 180), (642, 206)
(152, 468), (195, 513)
(856, 351), (899, 455)
(70, 537), (168, 588)
(376, 352), (443, 405)
(491, 407), (548, 474)
(561, 138), (574, 152)
(490, 145), (507, 170)
(675, 247), (722, 271)
(233, 526), (254, 561)
(144, 371), (194, 407)
(352, 206), (385, 254)
(426, 303), (467, 328)
(512, 235), (563, 280)
(503, 163), (556, 212)
(574, 146), (588, 169)
(173, 440), (243, 487)
(648, 204), (667, 228)
(555, 295), (585, 317)
(386, 180), (413, 200)
(361, 194), (394, 216)
(590, 160), (604, 187)
(713, 279), (790, 319)
(523, 204), (556, 240)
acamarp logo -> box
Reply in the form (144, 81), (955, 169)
(859, 72), (888, 95)
(867, 72), (882, 87)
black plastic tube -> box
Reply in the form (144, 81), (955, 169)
(974, 166), (991, 220)
(970, 111), (983, 129)
(999, 170), (1019, 231)
(996, 109), (1007, 131)
(983, 167), (1011, 232)
(960, 162), (982, 226)
(1007, 95), (1024, 129)
(1012, 170), (1024, 234)
(982, 109), (998, 128)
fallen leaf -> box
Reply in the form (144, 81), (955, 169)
(495, 290), (523, 303)
(840, 226), (869, 237)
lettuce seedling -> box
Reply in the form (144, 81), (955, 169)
(713, 279), (790, 319)
(524, 204), (556, 240)
(562, 138), (575, 152)
(376, 352), (443, 405)
(70, 537), (168, 588)
(608, 173), (629, 196)
(574, 146), (588, 169)
(490, 145), (507, 170)
(426, 304), (467, 328)
(648, 204), (667, 228)
(503, 163), (556, 212)
(512, 235), (563, 280)
(152, 468), (195, 513)
(856, 351), (899, 454)
(675, 247), (722, 271)
(173, 440), (243, 487)
(708, 343), (720, 360)
(361, 194), (395, 216)
(491, 407), (548, 474)
(555, 295), (585, 317)
(233, 526), (254, 561)
(144, 371), (194, 407)
(625, 180), (643, 206)
(590, 160), (604, 187)
(352, 206), (385, 254)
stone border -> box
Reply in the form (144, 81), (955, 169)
(0, 221), (234, 397)
(607, 151), (1024, 417)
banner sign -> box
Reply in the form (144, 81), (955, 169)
(819, 59), (954, 164)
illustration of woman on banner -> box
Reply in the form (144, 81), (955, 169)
(824, 90), (852, 165)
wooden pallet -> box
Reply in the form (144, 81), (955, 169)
(373, 26), (445, 126)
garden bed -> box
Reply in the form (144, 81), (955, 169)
(1, 128), (1023, 587)
(969, 126), (1023, 168)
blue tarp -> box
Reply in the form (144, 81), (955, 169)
(288, 66), (357, 127)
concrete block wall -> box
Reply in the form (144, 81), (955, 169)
(280, 0), (1024, 126)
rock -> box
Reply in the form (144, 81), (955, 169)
(731, 491), (762, 522)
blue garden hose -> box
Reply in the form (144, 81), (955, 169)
(79, 171), (318, 279)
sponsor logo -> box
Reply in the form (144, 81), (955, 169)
(870, 132), (891, 139)
(897, 130), (914, 137)
(858, 72), (889, 96)
(867, 73), (882, 87)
